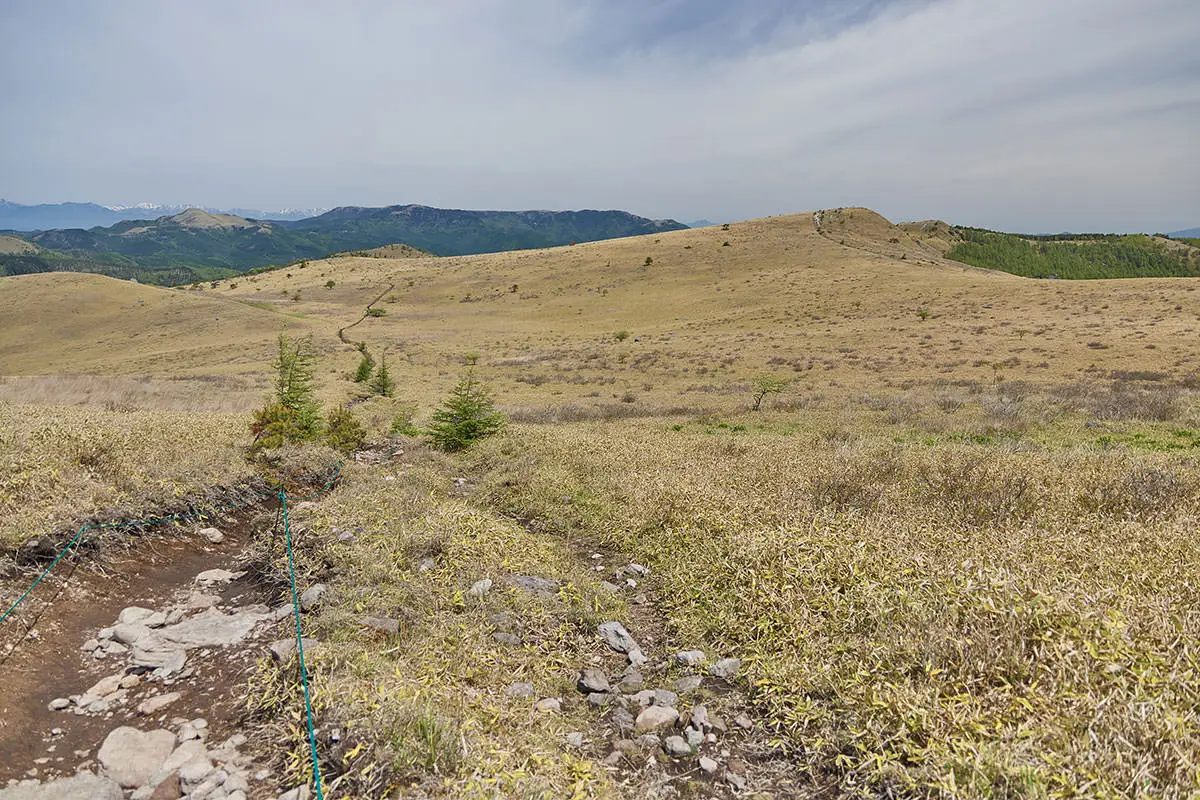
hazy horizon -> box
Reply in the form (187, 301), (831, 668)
(1, 0), (1198, 233)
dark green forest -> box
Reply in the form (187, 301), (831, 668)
(945, 228), (1200, 279)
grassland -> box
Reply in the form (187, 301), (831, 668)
(2, 208), (1200, 797)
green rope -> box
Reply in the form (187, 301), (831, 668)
(280, 489), (326, 800)
(0, 523), (88, 627)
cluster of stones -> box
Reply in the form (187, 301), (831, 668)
(0, 721), (264, 800)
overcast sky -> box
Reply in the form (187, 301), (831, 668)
(1, 0), (1197, 232)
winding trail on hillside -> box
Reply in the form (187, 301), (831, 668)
(336, 283), (394, 346)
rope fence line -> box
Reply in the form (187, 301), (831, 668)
(0, 460), (343, 800)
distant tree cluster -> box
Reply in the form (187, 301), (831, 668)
(946, 228), (1199, 279)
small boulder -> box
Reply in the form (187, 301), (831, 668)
(299, 584), (327, 611)
(674, 650), (705, 666)
(634, 705), (679, 733)
(502, 682), (535, 698)
(196, 527), (224, 543)
(137, 692), (182, 716)
(675, 675), (703, 694)
(663, 735), (692, 756)
(113, 623), (153, 646)
(596, 621), (640, 655)
(194, 569), (240, 584)
(97, 727), (177, 788)
(564, 732), (584, 749)
(468, 578), (493, 597)
(709, 658), (740, 679)
(268, 638), (320, 662)
(619, 665), (644, 693)
(699, 756), (719, 774)
(576, 668), (610, 694)
(535, 698), (561, 713)
(361, 616), (400, 635)
(48, 698), (71, 711)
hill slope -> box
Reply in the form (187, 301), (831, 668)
(4, 205), (687, 285)
(9, 207), (1197, 412)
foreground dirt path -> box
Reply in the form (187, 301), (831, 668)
(0, 508), (307, 799)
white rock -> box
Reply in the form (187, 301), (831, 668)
(96, 727), (176, 788)
(699, 756), (719, 774)
(194, 569), (242, 585)
(0, 773), (122, 800)
(137, 692), (182, 716)
(663, 735), (692, 756)
(634, 705), (679, 733)
(118, 607), (158, 626)
(178, 755), (214, 785)
(48, 698), (70, 711)
(197, 527), (225, 543)
(112, 623), (153, 645)
(674, 650), (706, 666)
(468, 579), (492, 597)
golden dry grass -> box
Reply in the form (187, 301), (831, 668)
(0, 402), (253, 550)
(468, 410), (1200, 798)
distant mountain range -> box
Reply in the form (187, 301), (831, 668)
(1169, 227), (1200, 239)
(0, 204), (686, 285)
(0, 199), (325, 231)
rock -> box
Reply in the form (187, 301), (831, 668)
(600, 581), (620, 592)
(118, 607), (158, 626)
(299, 584), (327, 611)
(113, 623), (153, 645)
(81, 638), (100, 652)
(197, 527), (224, 543)
(156, 607), (267, 648)
(130, 639), (187, 676)
(610, 707), (635, 731)
(278, 787), (312, 800)
(674, 650), (705, 666)
(417, 558), (435, 572)
(177, 723), (202, 743)
(564, 732), (584, 749)
(535, 698), (561, 713)
(361, 616), (400, 635)
(510, 576), (559, 597)
(137, 692), (182, 716)
(675, 675), (703, 693)
(709, 658), (741, 679)
(120, 674), (141, 690)
(587, 692), (608, 707)
(223, 773), (248, 793)
(628, 648), (649, 666)
(268, 638), (320, 663)
(725, 770), (747, 790)
(734, 713), (753, 730)
(194, 569), (241, 584)
(147, 773), (180, 800)
(685, 727), (704, 748)
(690, 705), (710, 730)
(48, 698), (70, 711)
(97, 727), (177, 788)
(0, 773), (123, 800)
(187, 591), (221, 610)
(597, 621), (640, 655)
(576, 668), (610, 694)
(632, 593), (648, 605)
(102, 641), (128, 655)
(98, 627), (114, 640)
(502, 682), (535, 698)
(146, 741), (206, 788)
(493, 632), (523, 646)
(601, 751), (623, 766)
(468, 579), (492, 597)
(177, 755), (213, 785)
(634, 705), (679, 733)
(85, 673), (126, 699)
(699, 756), (719, 774)
(619, 665), (644, 692)
(653, 689), (678, 708)
(663, 735), (692, 756)
(164, 609), (185, 625)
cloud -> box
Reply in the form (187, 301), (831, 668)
(0, 0), (1196, 231)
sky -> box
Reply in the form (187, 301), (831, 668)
(1, 0), (1197, 232)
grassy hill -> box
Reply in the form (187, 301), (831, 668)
(4, 205), (687, 286)
(3, 208), (1199, 798)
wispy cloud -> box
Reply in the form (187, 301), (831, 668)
(0, 0), (1196, 231)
